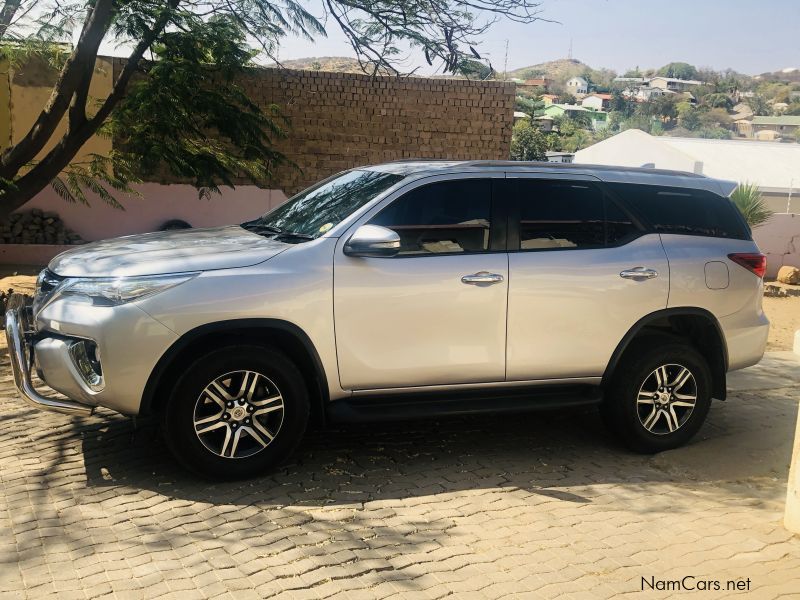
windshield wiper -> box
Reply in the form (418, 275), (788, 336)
(241, 222), (283, 235)
(275, 231), (314, 241)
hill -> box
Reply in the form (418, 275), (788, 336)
(274, 56), (366, 73)
(507, 58), (616, 88)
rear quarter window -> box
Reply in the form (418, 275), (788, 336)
(605, 183), (750, 240)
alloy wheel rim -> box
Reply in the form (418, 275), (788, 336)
(193, 370), (284, 459)
(636, 363), (697, 435)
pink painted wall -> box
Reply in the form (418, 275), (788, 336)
(752, 213), (800, 278)
(17, 183), (288, 242)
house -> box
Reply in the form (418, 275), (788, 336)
(574, 128), (800, 215)
(647, 77), (704, 92)
(519, 77), (551, 90)
(543, 103), (608, 130)
(581, 93), (612, 111)
(513, 111), (530, 123)
(566, 76), (589, 95)
(545, 151), (574, 163)
(742, 116), (800, 140)
(624, 86), (668, 102)
(534, 115), (555, 132)
(541, 93), (559, 105)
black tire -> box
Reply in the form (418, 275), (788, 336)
(162, 345), (309, 479)
(601, 342), (712, 454)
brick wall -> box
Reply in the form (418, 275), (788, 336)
(227, 68), (515, 194)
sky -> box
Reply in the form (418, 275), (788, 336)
(273, 0), (800, 76)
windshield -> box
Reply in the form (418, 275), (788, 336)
(242, 170), (405, 240)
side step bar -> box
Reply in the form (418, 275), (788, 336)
(326, 384), (602, 424)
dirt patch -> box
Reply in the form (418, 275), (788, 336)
(763, 295), (800, 351)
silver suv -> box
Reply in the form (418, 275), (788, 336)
(6, 161), (769, 479)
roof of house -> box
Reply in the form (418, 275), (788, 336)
(649, 76), (704, 85)
(574, 129), (800, 193)
(751, 116), (800, 126)
(583, 93), (612, 100)
(513, 111), (529, 119)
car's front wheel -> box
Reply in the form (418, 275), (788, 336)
(602, 342), (712, 453)
(162, 345), (309, 479)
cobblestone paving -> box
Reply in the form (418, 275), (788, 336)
(1, 355), (799, 599)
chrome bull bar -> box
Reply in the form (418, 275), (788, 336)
(4, 296), (93, 415)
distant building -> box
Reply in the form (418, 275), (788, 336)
(541, 94), (560, 105)
(519, 77), (551, 90)
(647, 76), (704, 92)
(542, 103), (608, 130)
(545, 151), (574, 163)
(566, 76), (589, 95)
(738, 115), (800, 140)
(574, 128), (800, 215)
(581, 93), (613, 111)
(534, 115), (555, 132)
(513, 111), (530, 123)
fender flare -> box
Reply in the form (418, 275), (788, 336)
(139, 318), (329, 417)
(602, 307), (729, 397)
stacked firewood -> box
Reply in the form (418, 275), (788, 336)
(0, 209), (84, 245)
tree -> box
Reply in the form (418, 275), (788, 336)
(746, 95), (770, 116)
(657, 62), (698, 81)
(457, 58), (494, 80)
(510, 119), (550, 161)
(703, 93), (733, 110)
(730, 182), (771, 228)
(0, 0), (545, 219)
(676, 101), (700, 130)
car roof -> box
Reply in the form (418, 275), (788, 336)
(362, 160), (736, 196)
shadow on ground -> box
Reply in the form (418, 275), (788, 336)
(63, 389), (797, 509)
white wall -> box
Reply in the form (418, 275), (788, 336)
(752, 213), (800, 278)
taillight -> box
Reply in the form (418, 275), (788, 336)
(728, 253), (767, 279)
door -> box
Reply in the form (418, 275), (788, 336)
(506, 175), (670, 381)
(334, 176), (509, 390)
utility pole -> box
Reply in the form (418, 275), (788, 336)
(568, 38), (573, 60)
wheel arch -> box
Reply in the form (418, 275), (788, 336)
(603, 308), (729, 400)
(140, 319), (330, 424)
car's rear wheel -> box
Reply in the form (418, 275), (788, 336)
(602, 342), (712, 453)
(162, 345), (309, 479)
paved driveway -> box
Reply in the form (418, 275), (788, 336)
(1, 353), (800, 599)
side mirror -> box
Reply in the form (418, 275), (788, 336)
(343, 225), (400, 258)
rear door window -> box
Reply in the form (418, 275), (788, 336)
(514, 179), (640, 250)
(605, 183), (750, 240)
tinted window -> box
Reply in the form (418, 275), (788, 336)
(605, 198), (640, 245)
(517, 180), (605, 250)
(606, 183), (750, 240)
(369, 179), (492, 255)
(243, 170), (404, 239)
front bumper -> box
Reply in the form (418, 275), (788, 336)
(4, 297), (93, 415)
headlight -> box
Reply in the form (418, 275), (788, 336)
(50, 273), (198, 307)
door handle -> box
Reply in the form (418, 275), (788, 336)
(461, 271), (504, 285)
(620, 267), (659, 280)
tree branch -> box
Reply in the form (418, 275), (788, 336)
(0, 0), (22, 38)
(0, 0), (115, 178)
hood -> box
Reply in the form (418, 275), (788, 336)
(49, 226), (290, 277)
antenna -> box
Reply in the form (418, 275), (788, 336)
(503, 39), (509, 81)
(568, 38), (573, 60)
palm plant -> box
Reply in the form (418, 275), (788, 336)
(730, 182), (772, 228)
